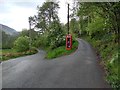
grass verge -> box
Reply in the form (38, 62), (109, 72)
(0, 47), (38, 61)
(82, 36), (119, 89)
(45, 40), (78, 59)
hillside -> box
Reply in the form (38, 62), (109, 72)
(0, 24), (18, 35)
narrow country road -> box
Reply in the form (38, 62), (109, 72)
(2, 39), (111, 88)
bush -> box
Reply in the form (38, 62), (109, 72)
(2, 48), (38, 61)
(106, 52), (119, 89)
(14, 36), (30, 52)
(46, 39), (78, 59)
(46, 21), (65, 49)
(34, 35), (48, 48)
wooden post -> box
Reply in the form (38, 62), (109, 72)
(68, 4), (69, 35)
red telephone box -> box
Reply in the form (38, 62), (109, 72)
(66, 34), (72, 50)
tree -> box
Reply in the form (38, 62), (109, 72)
(47, 21), (65, 49)
(74, 2), (119, 88)
(14, 36), (30, 52)
(20, 28), (29, 37)
(70, 18), (80, 37)
(75, 2), (119, 42)
(1, 31), (17, 49)
(30, 1), (60, 34)
(28, 1), (65, 49)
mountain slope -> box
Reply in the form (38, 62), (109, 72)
(0, 24), (18, 35)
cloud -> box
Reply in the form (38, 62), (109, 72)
(13, 2), (37, 8)
(0, 2), (11, 14)
(0, 0), (73, 31)
(0, 6), (37, 31)
(0, 0), (44, 31)
(12, 0), (44, 9)
(58, 0), (67, 24)
(58, 0), (73, 24)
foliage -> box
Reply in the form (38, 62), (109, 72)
(1, 31), (18, 49)
(20, 28), (29, 37)
(69, 18), (80, 37)
(86, 16), (106, 39)
(13, 36), (30, 52)
(1, 1), (78, 61)
(33, 35), (48, 48)
(47, 21), (65, 49)
(82, 34), (119, 89)
(29, 1), (66, 51)
(74, 2), (119, 89)
(1, 48), (38, 61)
(20, 29), (38, 45)
(46, 39), (78, 59)
(30, 1), (60, 33)
(106, 53), (119, 89)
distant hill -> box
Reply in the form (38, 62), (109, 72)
(0, 24), (19, 35)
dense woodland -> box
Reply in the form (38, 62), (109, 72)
(72, 2), (119, 89)
(1, 1), (119, 89)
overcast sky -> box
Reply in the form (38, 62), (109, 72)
(0, 0), (73, 31)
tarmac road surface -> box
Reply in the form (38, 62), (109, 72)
(2, 39), (111, 88)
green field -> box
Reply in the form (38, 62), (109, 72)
(1, 48), (38, 61)
(0, 49), (2, 61)
(0, 49), (18, 61)
(0, 49), (1, 55)
(2, 49), (16, 53)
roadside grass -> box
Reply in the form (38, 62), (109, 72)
(1, 47), (38, 61)
(0, 49), (2, 54)
(0, 40), (79, 61)
(0, 49), (2, 61)
(46, 40), (78, 59)
(2, 49), (16, 53)
(82, 35), (119, 89)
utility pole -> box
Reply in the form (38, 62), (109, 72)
(66, 3), (72, 50)
(67, 3), (69, 35)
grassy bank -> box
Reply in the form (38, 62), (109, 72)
(1, 40), (79, 61)
(0, 49), (2, 61)
(1, 48), (38, 61)
(45, 40), (78, 59)
(82, 36), (119, 89)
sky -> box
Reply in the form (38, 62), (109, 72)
(0, 0), (73, 31)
